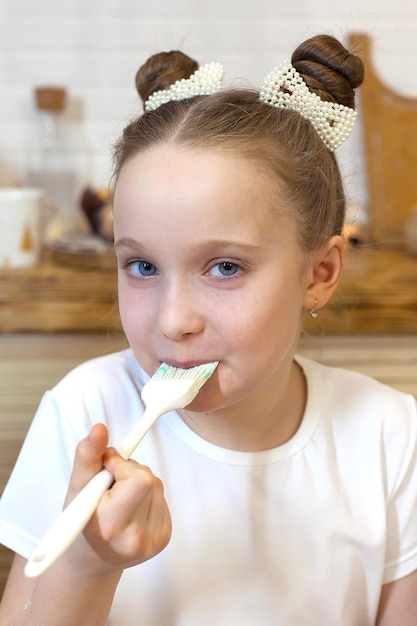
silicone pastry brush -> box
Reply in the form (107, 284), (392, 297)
(24, 360), (218, 578)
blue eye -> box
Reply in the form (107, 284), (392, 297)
(210, 261), (240, 278)
(128, 260), (158, 277)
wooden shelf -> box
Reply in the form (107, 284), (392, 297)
(0, 252), (120, 333)
(1, 245), (417, 334)
(304, 244), (417, 334)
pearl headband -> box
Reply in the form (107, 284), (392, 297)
(144, 62), (224, 112)
(259, 63), (356, 151)
(145, 60), (356, 151)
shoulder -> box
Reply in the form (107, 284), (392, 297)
(298, 353), (417, 462)
(298, 357), (417, 559)
(15, 349), (151, 462)
(298, 353), (417, 422)
(51, 348), (149, 396)
(41, 349), (151, 437)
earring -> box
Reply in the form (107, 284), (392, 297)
(309, 298), (319, 319)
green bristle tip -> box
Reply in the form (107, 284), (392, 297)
(153, 361), (218, 380)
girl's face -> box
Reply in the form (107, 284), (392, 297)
(113, 144), (311, 418)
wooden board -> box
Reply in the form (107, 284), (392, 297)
(349, 32), (417, 243)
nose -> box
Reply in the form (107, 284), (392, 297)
(157, 281), (205, 340)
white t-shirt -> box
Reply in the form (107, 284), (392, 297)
(0, 350), (416, 625)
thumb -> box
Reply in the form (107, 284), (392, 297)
(65, 423), (109, 504)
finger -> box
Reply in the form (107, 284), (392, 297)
(102, 451), (168, 531)
(66, 423), (109, 503)
(96, 451), (172, 562)
(102, 449), (159, 516)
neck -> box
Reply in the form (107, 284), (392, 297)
(178, 359), (307, 452)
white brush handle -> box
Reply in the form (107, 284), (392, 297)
(24, 407), (161, 578)
(24, 468), (114, 578)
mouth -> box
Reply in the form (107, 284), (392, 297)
(161, 359), (218, 370)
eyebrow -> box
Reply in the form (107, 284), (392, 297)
(114, 237), (145, 250)
(114, 236), (264, 254)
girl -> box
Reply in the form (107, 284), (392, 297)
(0, 34), (416, 625)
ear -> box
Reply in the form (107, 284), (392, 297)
(303, 235), (345, 313)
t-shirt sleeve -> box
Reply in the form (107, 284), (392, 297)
(0, 390), (83, 559)
(0, 350), (145, 561)
(383, 396), (417, 583)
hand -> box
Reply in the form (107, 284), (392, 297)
(64, 423), (172, 574)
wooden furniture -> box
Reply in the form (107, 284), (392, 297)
(1, 244), (416, 335)
(306, 244), (417, 334)
(348, 32), (417, 243)
(0, 252), (121, 333)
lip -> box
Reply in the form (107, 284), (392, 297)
(161, 359), (218, 370)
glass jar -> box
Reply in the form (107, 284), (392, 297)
(26, 86), (90, 242)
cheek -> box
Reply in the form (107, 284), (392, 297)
(212, 305), (273, 363)
(118, 292), (158, 376)
(118, 283), (152, 339)
(225, 287), (304, 357)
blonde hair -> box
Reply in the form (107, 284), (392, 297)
(114, 35), (364, 252)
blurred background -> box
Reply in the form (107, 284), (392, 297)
(0, 0), (416, 209)
(1, 0), (417, 598)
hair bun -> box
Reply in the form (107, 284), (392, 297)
(135, 50), (199, 104)
(291, 34), (364, 109)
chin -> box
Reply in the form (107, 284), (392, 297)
(184, 393), (213, 412)
(182, 384), (223, 413)
(184, 384), (246, 415)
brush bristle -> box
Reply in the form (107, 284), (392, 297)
(153, 361), (218, 382)
(141, 361), (219, 414)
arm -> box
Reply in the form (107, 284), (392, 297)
(376, 570), (417, 626)
(0, 424), (171, 625)
(0, 553), (121, 626)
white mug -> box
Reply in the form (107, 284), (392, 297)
(0, 188), (44, 268)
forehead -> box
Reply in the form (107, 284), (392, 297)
(114, 143), (285, 213)
(113, 144), (301, 255)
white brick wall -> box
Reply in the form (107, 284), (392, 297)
(1, 0), (417, 210)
